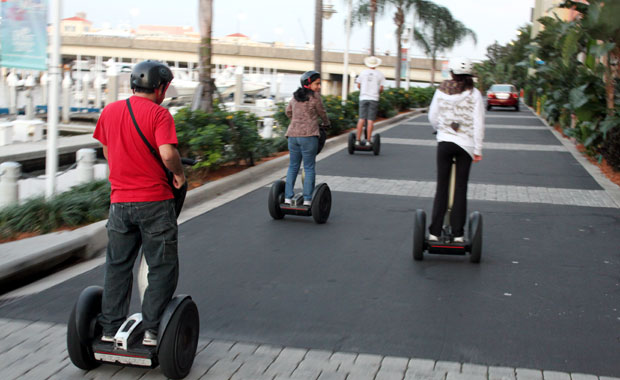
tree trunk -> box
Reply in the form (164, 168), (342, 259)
(198, 0), (213, 113)
(370, 0), (376, 56)
(394, 8), (404, 88)
(314, 0), (323, 74)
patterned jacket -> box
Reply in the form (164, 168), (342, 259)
(285, 91), (330, 137)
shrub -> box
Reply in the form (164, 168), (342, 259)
(0, 181), (111, 240)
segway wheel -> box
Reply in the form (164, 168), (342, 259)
(372, 134), (381, 156)
(67, 286), (102, 371)
(412, 209), (426, 261)
(311, 183), (332, 224)
(468, 211), (483, 263)
(348, 132), (355, 155)
(159, 298), (200, 379)
(268, 180), (285, 220)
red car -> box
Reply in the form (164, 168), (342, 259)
(486, 84), (520, 111)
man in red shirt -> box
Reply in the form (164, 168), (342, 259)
(93, 60), (185, 346)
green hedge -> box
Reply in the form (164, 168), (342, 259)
(0, 181), (111, 241)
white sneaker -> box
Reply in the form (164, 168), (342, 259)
(142, 330), (157, 346)
(101, 335), (115, 343)
(284, 198), (292, 205)
(303, 200), (312, 206)
(453, 236), (464, 243)
(428, 234), (439, 242)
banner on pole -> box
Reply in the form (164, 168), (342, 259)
(1, 0), (48, 71)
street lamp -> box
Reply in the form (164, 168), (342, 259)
(323, 0), (337, 19)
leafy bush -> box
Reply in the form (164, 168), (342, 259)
(0, 181), (111, 240)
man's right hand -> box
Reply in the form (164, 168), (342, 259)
(173, 173), (186, 189)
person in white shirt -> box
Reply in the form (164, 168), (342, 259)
(427, 57), (485, 242)
(355, 56), (386, 144)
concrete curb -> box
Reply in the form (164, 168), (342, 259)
(0, 109), (426, 287)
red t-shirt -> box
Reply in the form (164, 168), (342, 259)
(93, 96), (178, 203)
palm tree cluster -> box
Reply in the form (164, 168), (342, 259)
(195, 0), (478, 112)
(353, 0), (476, 86)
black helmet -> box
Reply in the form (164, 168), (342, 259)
(130, 60), (173, 90)
(300, 70), (320, 87)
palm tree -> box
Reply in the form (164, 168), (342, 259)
(196, 0), (214, 112)
(413, 2), (477, 85)
(353, 0), (437, 88)
(352, 0), (385, 56)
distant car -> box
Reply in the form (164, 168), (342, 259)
(486, 84), (519, 111)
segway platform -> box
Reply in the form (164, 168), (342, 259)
(412, 209), (482, 263)
(67, 286), (200, 379)
(348, 132), (381, 155)
(268, 180), (331, 224)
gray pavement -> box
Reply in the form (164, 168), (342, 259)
(0, 104), (619, 379)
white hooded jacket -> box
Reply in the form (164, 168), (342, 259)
(428, 85), (485, 158)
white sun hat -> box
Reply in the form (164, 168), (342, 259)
(364, 56), (382, 68)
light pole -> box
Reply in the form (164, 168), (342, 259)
(342, 0), (352, 103)
(46, 0), (61, 198)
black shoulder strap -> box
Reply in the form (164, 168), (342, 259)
(126, 98), (157, 156)
(126, 98), (168, 172)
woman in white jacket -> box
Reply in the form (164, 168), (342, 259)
(427, 57), (485, 242)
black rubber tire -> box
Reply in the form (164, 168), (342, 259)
(311, 184), (332, 224)
(67, 300), (100, 370)
(348, 132), (355, 155)
(412, 209), (426, 261)
(486, 104), (492, 111)
(372, 134), (381, 156)
(159, 298), (200, 379)
(468, 211), (483, 263)
(268, 180), (285, 220)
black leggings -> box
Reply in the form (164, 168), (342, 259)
(429, 142), (473, 237)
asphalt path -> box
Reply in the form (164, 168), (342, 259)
(1, 107), (619, 376)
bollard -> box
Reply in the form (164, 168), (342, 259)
(0, 122), (13, 146)
(76, 148), (96, 183)
(62, 72), (72, 123)
(262, 117), (274, 138)
(7, 70), (18, 115)
(0, 162), (21, 208)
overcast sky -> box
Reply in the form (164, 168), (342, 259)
(60, 0), (534, 61)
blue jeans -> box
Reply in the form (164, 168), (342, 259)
(285, 136), (318, 201)
(98, 199), (179, 335)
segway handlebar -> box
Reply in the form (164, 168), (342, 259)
(181, 157), (197, 166)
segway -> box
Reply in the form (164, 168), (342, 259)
(348, 121), (380, 155)
(67, 160), (200, 379)
(268, 129), (331, 224)
(412, 158), (482, 263)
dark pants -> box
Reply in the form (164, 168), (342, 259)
(99, 199), (179, 335)
(429, 142), (473, 237)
